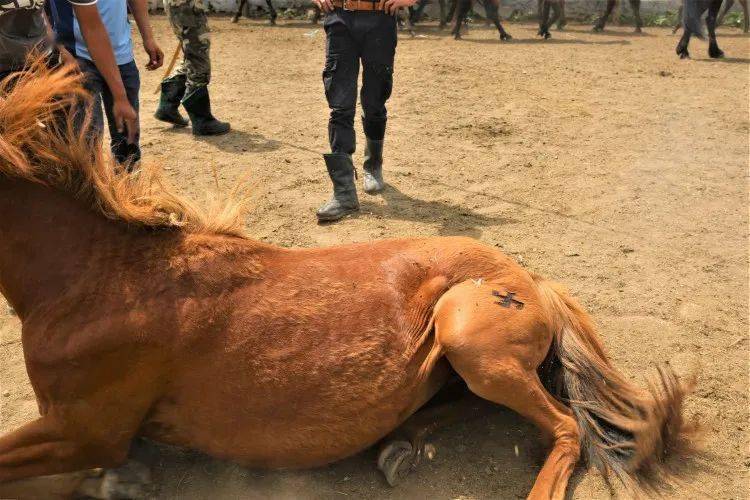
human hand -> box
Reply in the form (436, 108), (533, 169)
(112, 96), (138, 144)
(143, 37), (164, 70)
(383, 0), (417, 15)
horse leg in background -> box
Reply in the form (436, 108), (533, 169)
(411, 0), (429, 24)
(716, 0), (733, 24)
(629, 0), (643, 31)
(725, 0), (750, 31)
(377, 392), (500, 486)
(706, 0), (725, 57)
(231, 0), (247, 23)
(538, 0), (553, 38)
(485, 0), (513, 40)
(452, 0), (472, 39)
(556, 0), (567, 29)
(546, 0), (564, 34)
(445, 0), (458, 29)
(266, 0), (278, 25)
(311, 4), (322, 23)
(673, 4), (683, 33)
(593, 0), (617, 31)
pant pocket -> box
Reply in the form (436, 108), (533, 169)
(322, 56), (338, 101)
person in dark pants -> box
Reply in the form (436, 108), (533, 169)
(78, 58), (142, 165)
(313, 0), (417, 222)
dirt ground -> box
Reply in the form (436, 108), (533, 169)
(1, 17), (749, 500)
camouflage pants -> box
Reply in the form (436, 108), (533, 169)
(166, 3), (211, 94)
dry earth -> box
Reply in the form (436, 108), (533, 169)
(1, 17), (749, 500)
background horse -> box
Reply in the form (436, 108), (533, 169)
(673, 0), (748, 33)
(232, 0), (278, 24)
(676, 0), (726, 57)
(593, 0), (644, 32)
(450, 0), (512, 39)
(0, 60), (695, 499)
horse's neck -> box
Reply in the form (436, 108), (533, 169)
(0, 178), (130, 319)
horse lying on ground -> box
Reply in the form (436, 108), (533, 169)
(0, 60), (695, 499)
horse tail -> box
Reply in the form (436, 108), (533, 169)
(534, 277), (696, 492)
(682, 0), (707, 37)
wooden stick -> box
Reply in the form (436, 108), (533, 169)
(154, 43), (182, 95)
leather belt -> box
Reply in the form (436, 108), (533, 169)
(331, 0), (386, 11)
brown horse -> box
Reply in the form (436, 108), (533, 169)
(0, 60), (694, 499)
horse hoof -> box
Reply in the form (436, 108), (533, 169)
(76, 461), (152, 499)
(378, 440), (415, 487)
(709, 48), (725, 59)
(231, 16), (239, 23)
(677, 49), (690, 59)
(500, 33), (512, 41)
(634, 26), (642, 33)
(592, 25), (603, 32)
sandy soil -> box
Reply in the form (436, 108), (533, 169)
(1, 17), (749, 500)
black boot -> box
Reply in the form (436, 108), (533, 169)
(317, 153), (359, 222)
(182, 86), (230, 136)
(363, 138), (385, 194)
(154, 75), (189, 127)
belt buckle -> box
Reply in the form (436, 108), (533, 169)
(343, 0), (354, 10)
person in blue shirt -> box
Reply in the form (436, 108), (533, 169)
(49, 0), (163, 168)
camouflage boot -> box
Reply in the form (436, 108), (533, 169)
(362, 138), (385, 194)
(154, 74), (189, 127)
(317, 153), (359, 222)
(182, 86), (230, 136)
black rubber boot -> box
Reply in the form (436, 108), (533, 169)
(317, 153), (359, 222)
(154, 75), (189, 127)
(182, 86), (230, 136)
(363, 138), (385, 194)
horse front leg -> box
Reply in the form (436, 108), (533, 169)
(593, 0), (616, 31)
(629, 0), (643, 31)
(538, 0), (552, 38)
(452, 0), (472, 39)
(486, 0), (512, 40)
(266, 0), (278, 25)
(741, 0), (750, 32)
(377, 392), (500, 486)
(231, 0), (247, 23)
(439, 0), (448, 28)
(556, 0), (567, 29)
(707, 0), (725, 57)
(676, 26), (692, 57)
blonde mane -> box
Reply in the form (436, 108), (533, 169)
(0, 57), (249, 237)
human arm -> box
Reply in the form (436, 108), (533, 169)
(71, 1), (138, 143)
(127, 0), (163, 70)
(312, 0), (334, 14)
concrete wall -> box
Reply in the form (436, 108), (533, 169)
(149, 0), (740, 17)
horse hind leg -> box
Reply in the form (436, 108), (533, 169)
(485, 0), (512, 40)
(538, 0), (553, 38)
(431, 280), (581, 500)
(629, 0), (643, 32)
(706, 0), (725, 57)
(452, 0), (472, 39)
(593, 0), (616, 31)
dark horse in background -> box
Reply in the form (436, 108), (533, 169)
(232, 0), (278, 24)
(409, 0), (565, 40)
(673, 0), (748, 32)
(676, 0), (727, 58)
(592, 0), (644, 32)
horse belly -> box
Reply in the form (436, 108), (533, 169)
(141, 350), (437, 468)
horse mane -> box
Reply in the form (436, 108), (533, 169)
(0, 56), (249, 237)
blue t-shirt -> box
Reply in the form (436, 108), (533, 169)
(50, 0), (134, 65)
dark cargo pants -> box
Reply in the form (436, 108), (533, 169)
(323, 8), (397, 154)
